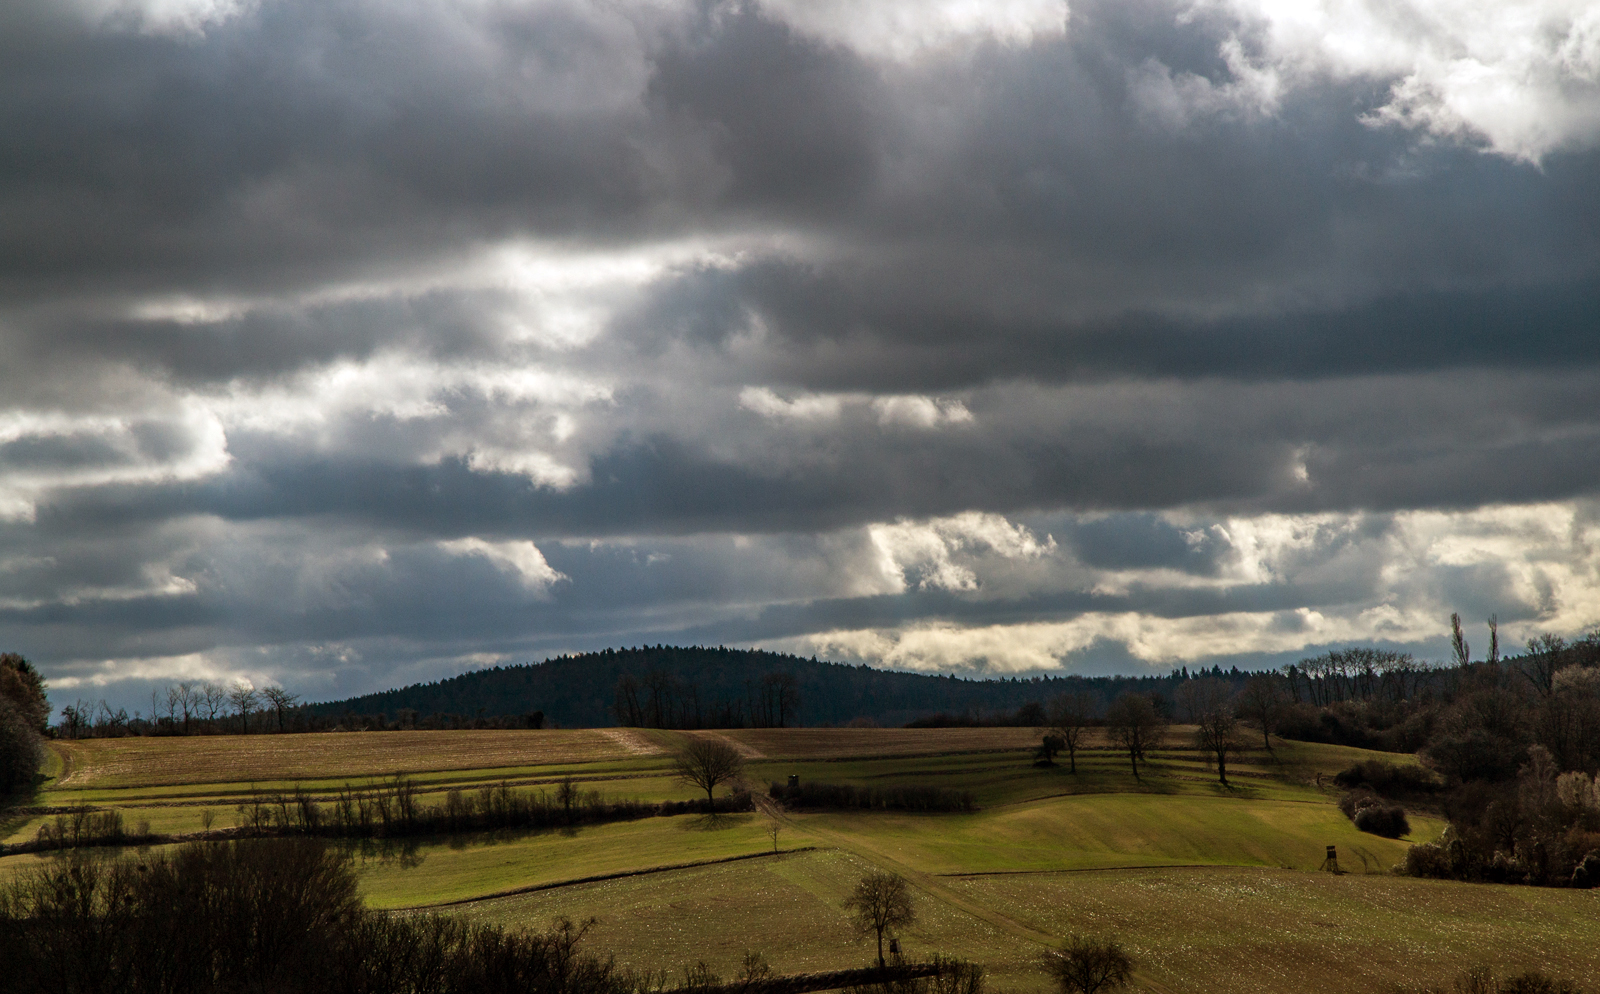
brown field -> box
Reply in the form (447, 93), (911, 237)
(715, 726), (1064, 760)
(54, 729), (653, 789)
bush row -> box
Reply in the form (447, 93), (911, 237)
(768, 781), (976, 813)
(13, 779), (754, 855)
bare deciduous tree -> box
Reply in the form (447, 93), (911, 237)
(1523, 634), (1566, 697)
(1451, 612), (1471, 669)
(227, 684), (258, 734)
(1104, 693), (1165, 780)
(673, 735), (745, 807)
(1047, 935), (1133, 994)
(1186, 679), (1239, 785)
(200, 682), (228, 726)
(842, 871), (916, 968)
(260, 686), (299, 732)
(1046, 691), (1093, 774)
(1234, 675), (1287, 752)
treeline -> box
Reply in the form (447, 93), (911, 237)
(1269, 620), (1600, 889)
(614, 668), (800, 729)
(55, 680), (546, 739)
(309, 646), (1267, 729)
(0, 837), (986, 994)
(0, 838), (641, 994)
(768, 781), (976, 813)
(12, 776), (754, 856)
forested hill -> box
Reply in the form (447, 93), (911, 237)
(305, 646), (1229, 728)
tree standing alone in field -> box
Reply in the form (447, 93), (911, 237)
(1183, 679), (1240, 786)
(1047, 691), (1094, 773)
(1104, 693), (1165, 780)
(842, 871), (916, 968)
(673, 735), (746, 807)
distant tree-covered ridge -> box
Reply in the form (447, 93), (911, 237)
(301, 646), (1241, 729)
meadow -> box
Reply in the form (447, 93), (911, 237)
(3, 726), (1596, 992)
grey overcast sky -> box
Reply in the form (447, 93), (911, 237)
(4, 0), (1600, 712)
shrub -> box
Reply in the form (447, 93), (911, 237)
(1339, 787), (1410, 838)
(1333, 760), (1441, 795)
(1354, 803), (1410, 838)
(1047, 935), (1132, 994)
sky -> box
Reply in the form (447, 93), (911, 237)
(4, 0), (1600, 714)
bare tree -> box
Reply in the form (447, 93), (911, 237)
(1234, 675), (1287, 752)
(1047, 935), (1133, 994)
(842, 871), (916, 967)
(1187, 679), (1239, 786)
(1046, 691), (1093, 773)
(227, 684), (258, 734)
(1451, 612), (1471, 669)
(260, 686), (299, 732)
(1523, 634), (1567, 697)
(673, 735), (746, 807)
(767, 814), (781, 852)
(166, 683), (195, 734)
(200, 682), (228, 728)
(1487, 614), (1500, 665)
(1104, 693), (1165, 780)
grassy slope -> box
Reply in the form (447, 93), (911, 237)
(4, 729), (1594, 992)
(457, 850), (1600, 994)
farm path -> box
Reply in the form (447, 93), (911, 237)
(754, 795), (1181, 994)
(685, 730), (765, 759)
(599, 729), (663, 756)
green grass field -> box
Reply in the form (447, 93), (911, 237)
(3, 728), (1595, 992)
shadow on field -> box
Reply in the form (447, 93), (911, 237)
(347, 837), (426, 868)
(680, 812), (752, 832)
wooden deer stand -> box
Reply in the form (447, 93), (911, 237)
(1319, 845), (1344, 874)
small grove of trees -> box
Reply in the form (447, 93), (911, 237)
(842, 872), (916, 968)
(673, 736), (747, 807)
(0, 838), (647, 994)
(1045, 936), (1133, 994)
(0, 653), (49, 793)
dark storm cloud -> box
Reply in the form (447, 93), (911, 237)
(4, 0), (1600, 704)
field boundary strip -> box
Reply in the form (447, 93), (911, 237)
(397, 845), (821, 910)
(936, 863), (1242, 878)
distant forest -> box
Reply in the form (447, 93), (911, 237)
(303, 646), (1251, 728)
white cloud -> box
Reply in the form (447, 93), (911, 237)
(738, 387), (846, 421)
(72, 0), (253, 36)
(0, 402), (231, 522)
(809, 501), (1600, 673)
(438, 537), (567, 593)
(1194, 0), (1600, 160)
(754, 0), (1068, 62)
(869, 511), (1056, 592)
(739, 388), (973, 429)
